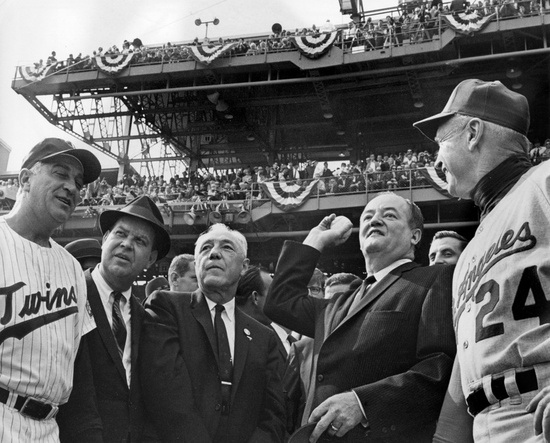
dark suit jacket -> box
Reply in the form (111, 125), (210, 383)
(140, 290), (286, 443)
(58, 269), (148, 443)
(264, 241), (456, 443)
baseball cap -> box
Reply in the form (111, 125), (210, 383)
(22, 138), (101, 185)
(413, 79), (530, 140)
(64, 238), (102, 261)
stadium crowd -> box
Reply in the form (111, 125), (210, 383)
(30, 0), (550, 75)
(2, 142), (549, 208)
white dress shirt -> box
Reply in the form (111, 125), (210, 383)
(92, 266), (132, 386)
(271, 322), (291, 355)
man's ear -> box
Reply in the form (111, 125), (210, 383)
(411, 228), (422, 246)
(19, 169), (32, 191)
(241, 258), (250, 275)
(146, 250), (158, 269)
(467, 118), (484, 152)
(251, 290), (260, 306)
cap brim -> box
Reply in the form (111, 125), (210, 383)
(43, 149), (101, 184)
(412, 112), (455, 141)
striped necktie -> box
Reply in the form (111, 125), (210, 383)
(347, 275), (376, 315)
(111, 291), (127, 359)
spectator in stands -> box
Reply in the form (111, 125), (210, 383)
(168, 253), (198, 292)
(428, 230), (469, 266)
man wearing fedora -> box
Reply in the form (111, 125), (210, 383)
(57, 195), (170, 442)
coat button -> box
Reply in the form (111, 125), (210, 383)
(390, 425), (396, 431)
(463, 341), (469, 349)
(317, 374), (324, 382)
(382, 427), (388, 433)
(215, 404), (221, 411)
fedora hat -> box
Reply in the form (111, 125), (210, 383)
(99, 195), (171, 259)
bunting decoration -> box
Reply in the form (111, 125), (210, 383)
(186, 42), (238, 65)
(94, 53), (134, 75)
(290, 31), (339, 59)
(442, 11), (495, 36)
(18, 64), (56, 83)
(260, 179), (319, 211)
(418, 167), (456, 199)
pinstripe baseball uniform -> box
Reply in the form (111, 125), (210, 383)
(0, 217), (94, 442)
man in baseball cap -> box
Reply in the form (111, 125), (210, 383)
(0, 138), (100, 441)
(64, 238), (102, 270)
(58, 195), (169, 442)
(413, 79), (530, 201)
(413, 80), (550, 442)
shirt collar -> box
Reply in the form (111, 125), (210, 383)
(270, 322), (288, 344)
(205, 295), (236, 323)
(372, 258), (412, 282)
(91, 265), (132, 302)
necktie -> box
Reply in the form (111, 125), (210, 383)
(287, 334), (297, 346)
(347, 275), (376, 315)
(215, 305), (233, 415)
(111, 291), (127, 359)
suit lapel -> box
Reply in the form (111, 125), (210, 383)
(85, 270), (127, 383)
(269, 325), (288, 360)
(191, 292), (218, 364)
(330, 262), (418, 335)
(231, 308), (250, 402)
(129, 294), (143, 388)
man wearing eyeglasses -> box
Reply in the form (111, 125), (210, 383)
(307, 268), (326, 299)
(414, 79), (550, 443)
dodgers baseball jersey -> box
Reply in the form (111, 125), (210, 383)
(0, 217), (94, 440)
(453, 162), (550, 395)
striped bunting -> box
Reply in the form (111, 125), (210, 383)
(418, 167), (455, 199)
(290, 31), (339, 59)
(442, 11), (495, 35)
(94, 53), (134, 75)
(260, 179), (319, 211)
(186, 42), (238, 65)
(18, 64), (56, 83)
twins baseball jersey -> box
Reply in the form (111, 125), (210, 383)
(0, 217), (94, 441)
(453, 161), (550, 395)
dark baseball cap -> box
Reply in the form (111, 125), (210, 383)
(413, 79), (530, 140)
(22, 138), (101, 185)
(64, 238), (102, 261)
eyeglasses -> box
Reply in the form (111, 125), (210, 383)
(435, 119), (470, 145)
(308, 286), (323, 295)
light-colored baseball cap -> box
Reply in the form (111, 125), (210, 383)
(413, 79), (530, 140)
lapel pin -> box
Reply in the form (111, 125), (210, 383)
(244, 328), (252, 340)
